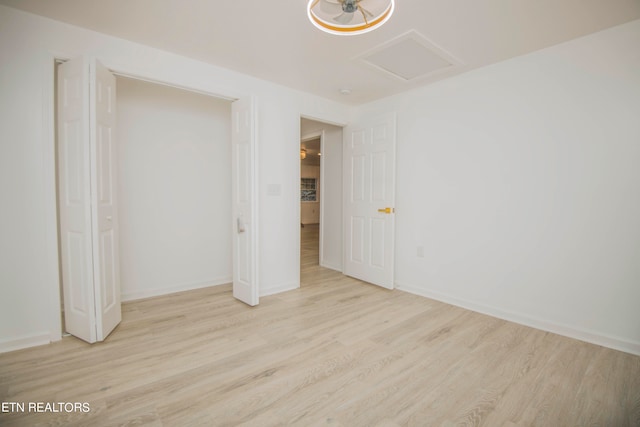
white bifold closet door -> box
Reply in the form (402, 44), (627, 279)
(57, 56), (121, 343)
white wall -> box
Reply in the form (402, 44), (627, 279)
(360, 20), (640, 354)
(301, 119), (344, 272)
(0, 5), (349, 352)
(116, 77), (231, 301)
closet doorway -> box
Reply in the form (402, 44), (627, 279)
(55, 60), (257, 342)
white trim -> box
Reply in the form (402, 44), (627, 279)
(318, 130), (327, 270)
(260, 282), (299, 297)
(44, 53), (63, 343)
(0, 333), (51, 354)
(301, 131), (323, 143)
(395, 281), (640, 356)
(249, 96), (260, 305)
(300, 114), (348, 128)
(121, 278), (232, 302)
(319, 261), (342, 272)
(111, 70), (238, 101)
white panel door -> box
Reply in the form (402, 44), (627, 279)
(58, 57), (97, 343)
(231, 97), (259, 306)
(58, 57), (121, 343)
(91, 60), (121, 341)
(343, 113), (396, 289)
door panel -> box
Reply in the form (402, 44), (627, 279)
(343, 113), (396, 289)
(232, 97), (259, 306)
(66, 232), (90, 315)
(92, 59), (121, 341)
(370, 217), (386, 268)
(100, 232), (116, 308)
(352, 155), (366, 202)
(371, 151), (387, 201)
(351, 216), (365, 263)
(58, 57), (97, 343)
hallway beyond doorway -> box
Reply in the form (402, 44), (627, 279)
(300, 223), (344, 288)
(300, 223), (319, 274)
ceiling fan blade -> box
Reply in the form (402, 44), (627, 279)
(319, 0), (342, 14)
(334, 12), (354, 24)
(358, 4), (374, 17)
(358, 7), (368, 25)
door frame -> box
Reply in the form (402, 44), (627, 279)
(44, 52), (253, 342)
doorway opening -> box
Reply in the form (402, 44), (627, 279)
(299, 117), (344, 285)
(300, 135), (321, 272)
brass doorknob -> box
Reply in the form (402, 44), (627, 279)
(377, 207), (394, 214)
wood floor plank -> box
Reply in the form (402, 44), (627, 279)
(0, 223), (639, 426)
(330, 315), (514, 426)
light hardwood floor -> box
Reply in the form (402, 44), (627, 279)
(1, 224), (639, 426)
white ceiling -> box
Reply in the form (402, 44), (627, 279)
(2, 0), (639, 105)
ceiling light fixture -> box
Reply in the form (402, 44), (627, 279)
(307, 0), (395, 36)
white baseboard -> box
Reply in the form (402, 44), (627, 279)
(260, 281), (299, 297)
(395, 281), (640, 356)
(319, 261), (342, 272)
(121, 277), (232, 302)
(0, 332), (50, 354)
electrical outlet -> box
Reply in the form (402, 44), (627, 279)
(417, 246), (424, 258)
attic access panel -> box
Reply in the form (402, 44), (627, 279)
(358, 31), (462, 81)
